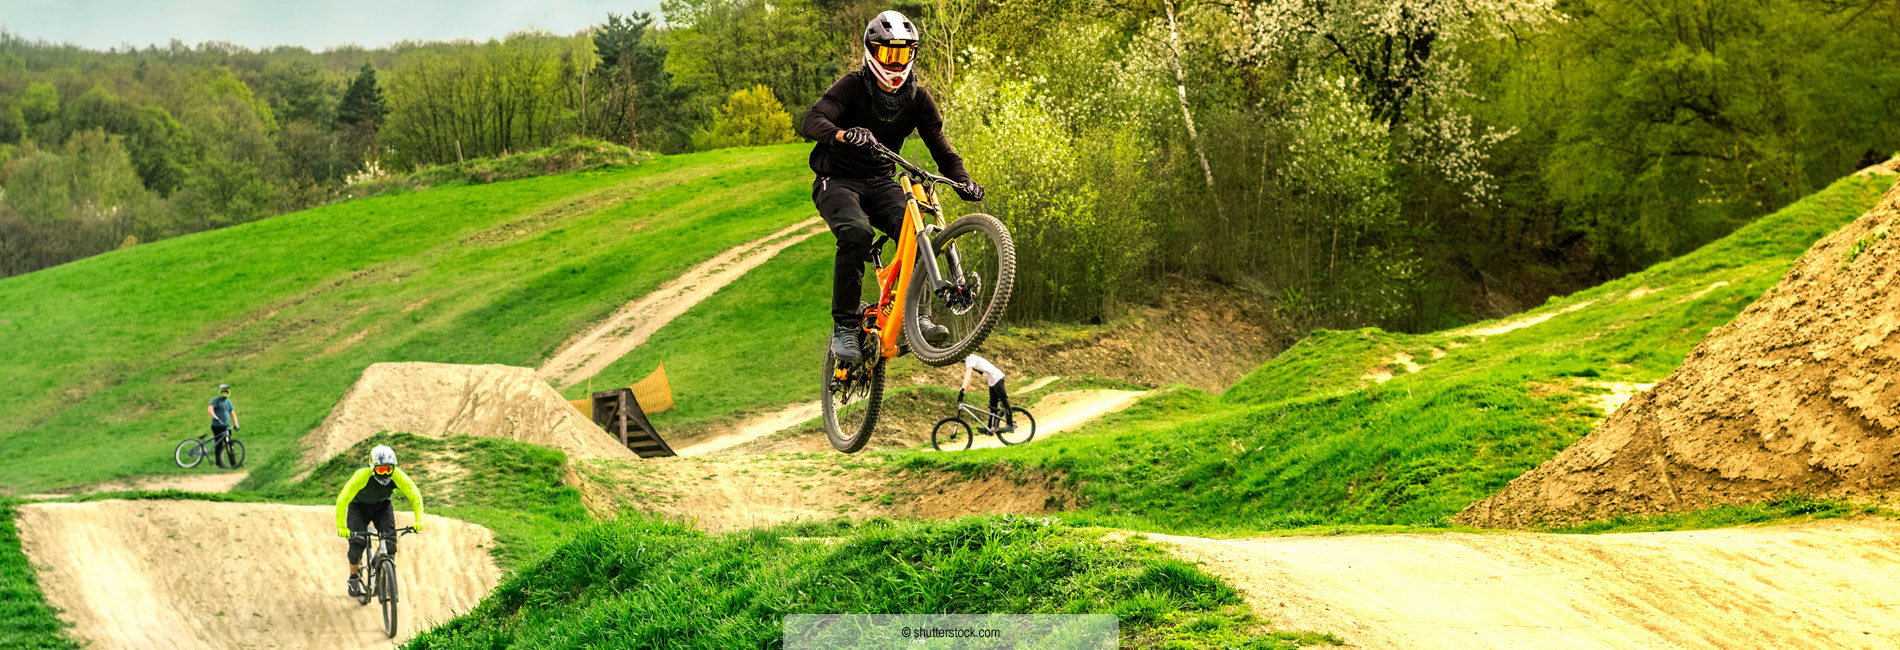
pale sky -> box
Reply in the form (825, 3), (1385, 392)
(2, 0), (665, 51)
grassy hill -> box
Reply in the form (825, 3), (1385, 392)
(0, 144), (822, 493)
(899, 173), (1896, 533)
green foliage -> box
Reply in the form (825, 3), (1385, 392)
(0, 499), (80, 649)
(0, 103), (24, 145)
(335, 62), (385, 128)
(18, 83), (56, 126)
(660, 0), (846, 118)
(1842, 227), (1887, 267)
(408, 515), (1287, 648)
(1554, 495), (1888, 535)
(694, 85), (795, 151)
(593, 12), (698, 153)
(897, 175), (1892, 532)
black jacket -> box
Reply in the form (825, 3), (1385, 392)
(802, 69), (970, 183)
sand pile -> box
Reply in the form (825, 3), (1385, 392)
(1463, 180), (1900, 527)
(302, 362), (633, 465)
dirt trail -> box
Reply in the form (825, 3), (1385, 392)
(539, 218), (825, 388)
(22, 471), (250, 499)
(15, 500), (501, 650)
(577, 456), (1071, 532)
(1151, 519), (1900, 650)
(1462, 299), (1596, 337)
(967, 389), (1146, 450)
(674, 401), (822, 457)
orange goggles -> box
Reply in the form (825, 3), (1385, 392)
(871, 42), (915, 66)
(373, 464), (394, 476)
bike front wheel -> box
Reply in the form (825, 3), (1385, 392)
(378, 558), (399, 637)
(822, 346), (885, 453)
(174, 439), (204, 468)
(225, 440), (246, 468)
(931, 417), (973, 451)
(998, 407), (1037, 446)
(905, 213), (1016, 366)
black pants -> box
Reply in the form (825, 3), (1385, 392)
(346, 500), (398, 565)
(208, 424), (231, 467)
(989, 379), (1013, 425)
(814, 177), (909, 327)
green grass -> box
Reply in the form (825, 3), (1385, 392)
(1552, 495), (1893, 534)
(355, 138), (655, 196)
(569, 234), (834, 423)
(406, 514), (1333, 649)
(0, 143), (816, 493)
(0, 499), (80, 649)
(892, 173), (1895, 533)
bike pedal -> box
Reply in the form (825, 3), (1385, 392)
(834, 368), (849, 381)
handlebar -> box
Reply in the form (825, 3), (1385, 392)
(350, 526), (417, 540)
(862, 141), (970, 194)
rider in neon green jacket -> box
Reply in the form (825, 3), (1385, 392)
(334, 444), (424, 597)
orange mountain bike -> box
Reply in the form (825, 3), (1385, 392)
(822, 142), (1016, 453)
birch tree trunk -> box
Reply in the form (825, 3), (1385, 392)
(1164, 0), (1222, 226)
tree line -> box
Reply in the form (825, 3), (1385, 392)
(3, 0), (1899, 333)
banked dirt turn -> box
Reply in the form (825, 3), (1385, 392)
(16, 500), (501, 650)
(1151, 519), (1900, 650)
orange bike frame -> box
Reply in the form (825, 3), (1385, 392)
(865, 176), (943, 360)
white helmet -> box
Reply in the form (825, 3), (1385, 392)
(370, 445), (398, 484)
(863, 10), (920, 91)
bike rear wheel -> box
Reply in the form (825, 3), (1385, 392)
(998, 407), (1037, 446)
(905, 213), (1015, 366)
(822, 345), (885, 453)
(378, 557), (399, 637)
(931, 417), (973, 451)
(174, 439), (204, 468)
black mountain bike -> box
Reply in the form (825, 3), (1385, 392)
(822, 141), (1017, 453)
(931, 393), (1036, 451)
(174, 429), (245, 468)
(354, 526), (417, 638)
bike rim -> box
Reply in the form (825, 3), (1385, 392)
(1000, 408), (1037, 445)
(912, 221), (1008, 357)
(825, 358), (873, 443)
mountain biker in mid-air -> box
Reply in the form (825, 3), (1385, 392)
(959, 353), (1014, 433)
(206, 384), (239, 468)
(335, 445), (424, 598)
(804, 9), (985, 364)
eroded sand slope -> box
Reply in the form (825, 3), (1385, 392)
(16, 500), (501, 650)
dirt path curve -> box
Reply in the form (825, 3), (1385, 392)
(16, 500), (501, 650)
(968, 389), (1146, 450)
(1148, 520), (1900, 650)
(539, 217), (825, 389)
(674, 401), (822, 457)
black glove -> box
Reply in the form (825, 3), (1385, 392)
(955, 180), (985, 202)
(840, 127), (876, 147)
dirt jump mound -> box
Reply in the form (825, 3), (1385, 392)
(303, 362), (633, 465)
(1464, 179), (1900, 527)
(15, 500), (501, 649)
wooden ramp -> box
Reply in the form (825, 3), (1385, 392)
(591, 387), (675, 458)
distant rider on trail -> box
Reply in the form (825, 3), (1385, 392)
(959, 353), (1014, 433)
(206, 384), (239, 468)
(335, 445), (424, 598)
(804, 9), (984, 364)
